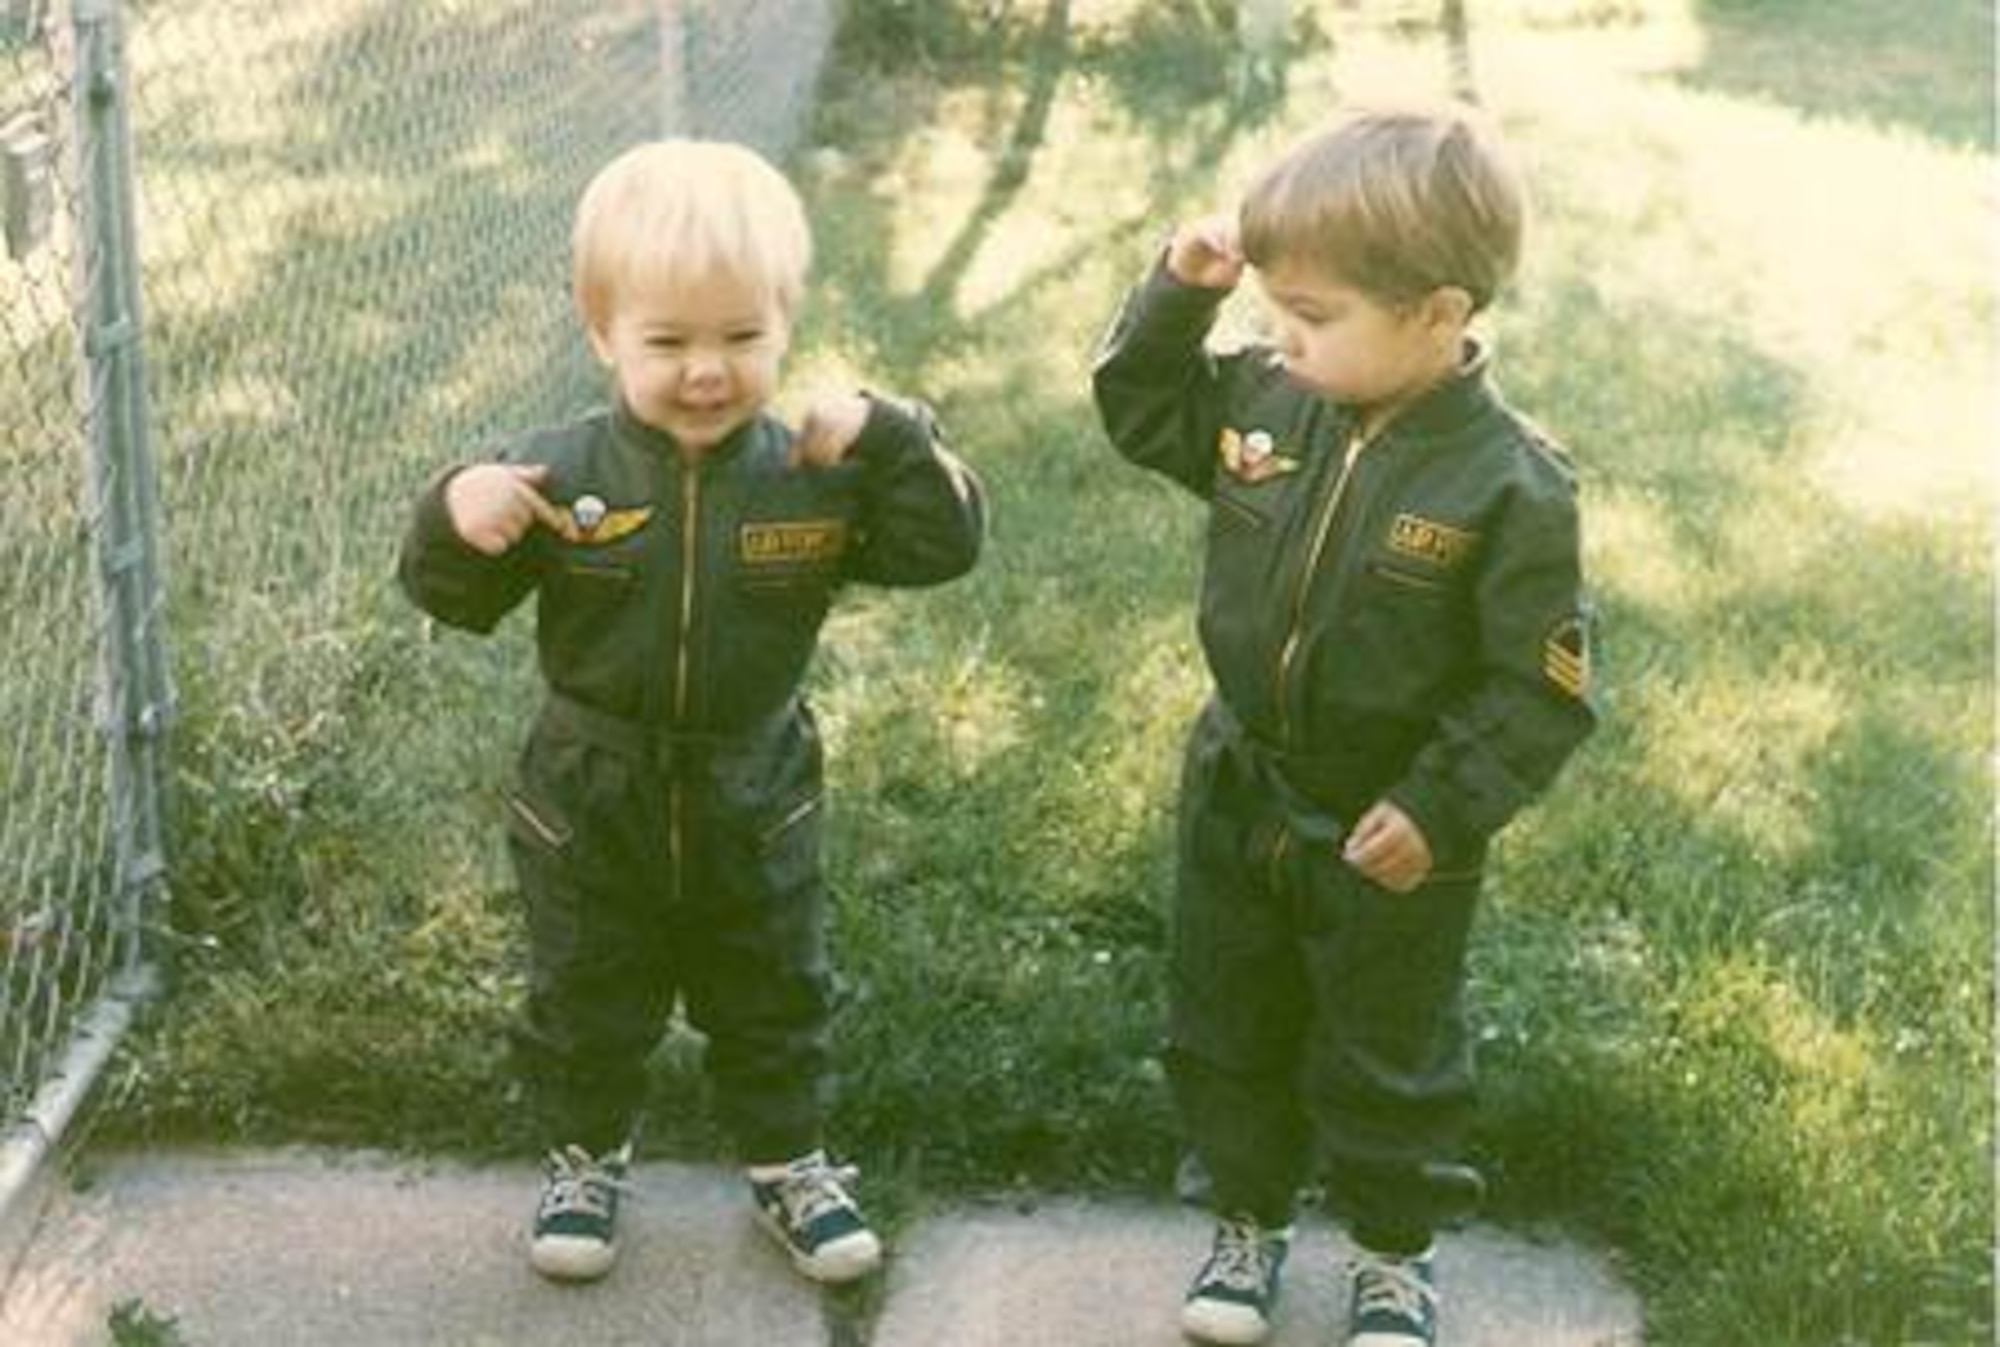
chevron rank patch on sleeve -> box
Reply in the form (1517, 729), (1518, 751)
(1542, 615), (1591, 699)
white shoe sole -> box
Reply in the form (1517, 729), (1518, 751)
(530, 1233), (616, 1282)
(756, 1211), (883, 1283)
(1180, 1295), (1271, 1345)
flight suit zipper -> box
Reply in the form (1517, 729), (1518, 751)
(1266, 820), (1292, 903)
(670, 463), (701, 904)
(1273, 431), (1371, 748)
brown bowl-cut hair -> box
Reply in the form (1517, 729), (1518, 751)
(1241, 103), (1525, 313)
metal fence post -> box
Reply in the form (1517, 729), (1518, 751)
(70, 0), (169, 974)
(0, 0), (166, 1240)
(659, 0), (688, 134)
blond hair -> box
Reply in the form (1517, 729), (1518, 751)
(1240, 103), (1524, 312)
(572, 139), (812, 333)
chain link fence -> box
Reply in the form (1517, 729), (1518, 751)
(0, 0), (834, 1202)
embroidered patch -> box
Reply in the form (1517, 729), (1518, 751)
(1218, 427), (1300, 484)
(569, 500), (652, 545)
(1387, 513), (1478, 570)
(1542, 615), (1591, 699)
(741, 520), (848, 565)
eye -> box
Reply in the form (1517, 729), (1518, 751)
(647, 334), (688, 351)
(726, 329), (765, 347)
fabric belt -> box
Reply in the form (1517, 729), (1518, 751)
(539, 691), (786, 776)
(1210, 698), (1371, 826)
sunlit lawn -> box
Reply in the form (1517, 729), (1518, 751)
(801, 2), (1995, 1340)
(121, 2), (1993, 1343)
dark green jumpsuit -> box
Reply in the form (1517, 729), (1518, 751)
(398, 396), (984, 1160)
(1093, 259), (1598, 1246)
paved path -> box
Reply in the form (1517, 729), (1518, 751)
(0, 1149), (1642, 1345)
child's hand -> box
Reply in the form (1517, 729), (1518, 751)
(1166, 214), (1246, 290)
(444, 463), (576, 556)
(1342, 800), (1434, 893)
(789, 394), (871, 470)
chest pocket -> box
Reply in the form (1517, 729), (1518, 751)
(1342, 555), (1469, 702)
(550, 531), (648, 605)
(1210, 482), (1275, 535)
(1363, 557), (1456, 598)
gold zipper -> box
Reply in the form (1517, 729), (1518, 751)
(1273, 433), (1369, 746)
(670, 465), (701, 901)
(1266, 821), (1291, 898)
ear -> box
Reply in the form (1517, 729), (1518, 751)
(585, 322), (615, 366)
(1420, 286), (1475, 335)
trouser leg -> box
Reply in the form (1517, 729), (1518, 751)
(506, 738), (675, 1155)
(1298, 858), (1484, 1248)
(682, 717), (833, 1165)
(1164, 708), (1312, 1228)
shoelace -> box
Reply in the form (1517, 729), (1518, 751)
(539, 1145), (628, 1221)
(1353, 1254), (1435, 1322)
(772, 1153), (862, 1228)
(1201, 1218), (1275, 1294)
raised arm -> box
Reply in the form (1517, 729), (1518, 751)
(833, 394), (986, 588)
(1090, 221), (1250, 498)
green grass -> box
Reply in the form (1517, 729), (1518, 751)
(105, 3), (1993, 1343)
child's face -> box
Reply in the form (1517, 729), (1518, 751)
(1254, 259), (1458, 416)
(590, 268), (791, 452)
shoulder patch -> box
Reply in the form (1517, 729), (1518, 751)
(1542, 614), (1591, 699)
(1218, 426), (1301, 484)
(568, 497), (652, 545)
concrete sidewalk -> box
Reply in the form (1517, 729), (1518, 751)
(0, 1149), (1643, 1345)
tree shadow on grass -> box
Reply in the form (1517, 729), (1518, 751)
(139, 0), (661, 621)
(1679, 0), (1994, 150)
(124, 4), (672, 1122)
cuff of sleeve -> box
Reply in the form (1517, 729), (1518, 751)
(1136, 249), (1233, 320)
(411, 465), (491, 561)
(847, 392), (937, 473)
(1385, 774), (1483, 870)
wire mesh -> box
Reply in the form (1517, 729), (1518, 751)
(1, 0), (120, 1128)
(0, 0), (835, 1135)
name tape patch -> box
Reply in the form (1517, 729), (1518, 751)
(1387, 513), (1478, 569)
(741, 520), (848, 565)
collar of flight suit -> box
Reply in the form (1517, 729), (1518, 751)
(609, 397), (758, 466)
(1353, 336), (1499, 449)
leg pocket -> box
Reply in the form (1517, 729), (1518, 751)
(1299, 861), (1480, 1155)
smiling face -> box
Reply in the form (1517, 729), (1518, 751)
(1255, 257), (1460, 418)
(570, 141), (812, 454)
(589, 268), (791, 453)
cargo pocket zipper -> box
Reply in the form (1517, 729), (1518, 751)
(507, 793), (572, 851)
(758, 795), (823, 849)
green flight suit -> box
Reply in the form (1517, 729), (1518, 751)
(1093, 258), (1598, 1242)
(398, 395), (984, 1159)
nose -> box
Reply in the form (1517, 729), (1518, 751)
(1275, 322), (1303, 359)
(682, 348), (727, 387)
